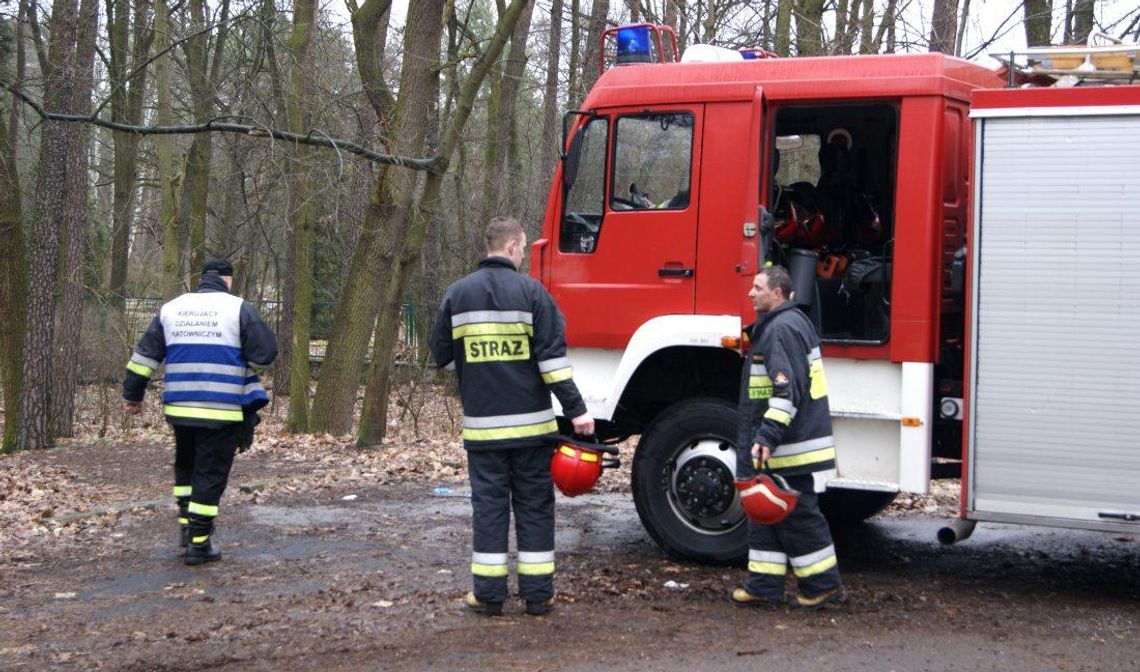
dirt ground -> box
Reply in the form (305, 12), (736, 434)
(2, 417), (1138, 671)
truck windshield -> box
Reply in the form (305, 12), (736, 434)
(610, 112), (693, 211)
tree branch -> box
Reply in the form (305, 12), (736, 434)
(3, 81), (441, 171)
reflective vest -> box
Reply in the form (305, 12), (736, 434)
(124, 279), (275, 425)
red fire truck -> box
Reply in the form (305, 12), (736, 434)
(533, 26), (1140, 563)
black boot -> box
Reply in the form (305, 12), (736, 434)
(184, 517), (222, 566)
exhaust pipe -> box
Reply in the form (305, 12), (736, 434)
(937, 518), (976, 545)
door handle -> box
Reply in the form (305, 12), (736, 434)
(658, 267), (694, 278)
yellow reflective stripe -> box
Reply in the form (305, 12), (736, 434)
(748, 561), (787, 575)
(471, 562), (510, 577)
(764, 408), (792, 425)
(452, 322), (534, 339)
(187, 502), (219, 517)
(809, 359), (829, 400)
(792, 554), (838, 578)
(517, 561), (556, 576)
(126, 361), (154, 377)
(578, 450), (598, 463)
(177, 517), (189, 525)
(541, 367), (574, 384)
(164, 405), (243, 422)
(463, 420), (558, 441)
(191, 535), (209, 544)
(172, 486), (192, 497)
(767, 446), (836, 470)
(749, 375), (773, 399)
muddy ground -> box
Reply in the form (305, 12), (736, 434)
(2, 435), (1138, 672)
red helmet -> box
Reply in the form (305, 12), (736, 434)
(734, 473), (800, 525)
(551, 438), (619, 497)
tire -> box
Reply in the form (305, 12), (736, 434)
(819, 488), (898, 527)
(632, 398), (747, 565)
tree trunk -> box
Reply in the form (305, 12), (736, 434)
(483, 0), (535, 222)
(310, 0), (442, 437)
(0, 105), (27, 453)
(357, 0), (530, 447)
(155, 0), (181, 300)
(1023, 0), (1053, 47)
(1069, 0), (1095, 44)
(284, 0), (320, 433)
(775, 0), (793, 56)
(929, 0), (960, 54)
(48, 0), (98, 439)
(794, 0), (826, 56)
(568, 0), (581, 104)
(107, 0), (153, 311)
(579, 0), (610, 100)
(858, 0), (876, 53)
(16, 0), (80, 451)
(539, 0), (563, 208)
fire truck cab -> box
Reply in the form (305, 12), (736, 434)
(533, 31), (1004, 563)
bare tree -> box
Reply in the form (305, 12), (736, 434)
(929, 0), (960, 53)
(1024, 0), (1053, 47)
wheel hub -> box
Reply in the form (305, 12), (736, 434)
(670, 439), (744, 531)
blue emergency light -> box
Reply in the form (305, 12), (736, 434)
(616, 26), (654, 65)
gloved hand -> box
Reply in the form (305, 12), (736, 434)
(237, 410), (261, 453)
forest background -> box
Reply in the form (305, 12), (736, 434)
(0, 0), (1137, 453)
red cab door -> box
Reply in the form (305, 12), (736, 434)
(549, 105), (703, 348)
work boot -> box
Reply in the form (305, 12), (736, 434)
(789, 587), (846, 610)
(725, 588), (783, 609)
(525, 598), (555, 616)
(464, 591), (502, 616)
(184, 519), (222, 566)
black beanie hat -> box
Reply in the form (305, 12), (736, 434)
(203, 257), (234, 276)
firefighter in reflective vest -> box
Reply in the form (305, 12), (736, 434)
(123, 258), (277, 565)
(728, 265), (845, 609)
(429, 216), (594, 617)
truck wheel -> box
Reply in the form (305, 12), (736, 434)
(632, 398), (747, 565)
(819, 489), (897, 526)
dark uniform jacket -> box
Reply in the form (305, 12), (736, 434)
(738, 301), (836, 476)
(123, 274), (278, 428)
(429, 256), (587, 450)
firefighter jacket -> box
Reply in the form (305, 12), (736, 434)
(429, 256), (587, 451)
(123, 274), (278, 427)
(738, 301), (836, 476)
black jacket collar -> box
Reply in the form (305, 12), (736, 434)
(479, 256), (518, 271)
(196, 274), (231, 293)
(756, 301), (797, 330)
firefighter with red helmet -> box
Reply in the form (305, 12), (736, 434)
(429, 216), (594, 617)
(728, 265), (845, 609)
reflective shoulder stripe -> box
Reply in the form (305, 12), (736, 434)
(164, 405), (243, 422)
(452, 310), (534, 327)
(126, 361), (154, 378)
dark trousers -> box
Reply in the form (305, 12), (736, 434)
(745, 473), (842, 599)
(467, 445), (556, 604)
(173, 422), (241, 522)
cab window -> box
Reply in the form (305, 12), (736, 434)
(559, 117), (608, 254)
(610, 112), (693, 211)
